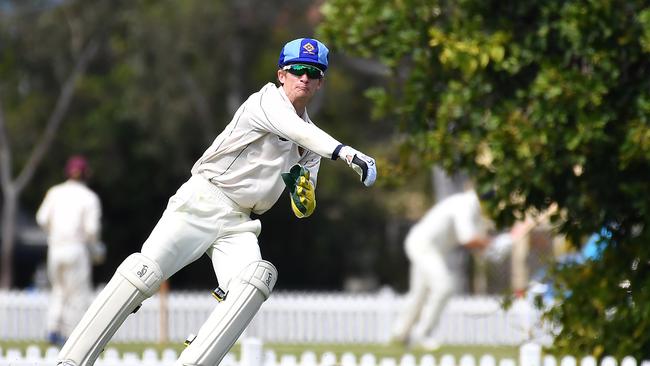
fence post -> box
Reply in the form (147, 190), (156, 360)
(241, 337), (264, 366)
(520, 342), (542, 366)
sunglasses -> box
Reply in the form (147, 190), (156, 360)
(282, 64), (324, 80)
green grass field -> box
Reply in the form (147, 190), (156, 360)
(0, 340), (520, 361)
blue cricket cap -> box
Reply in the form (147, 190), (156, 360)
(278, 38), (329, 72)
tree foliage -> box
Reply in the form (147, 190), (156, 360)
(319, 0), (650, 358)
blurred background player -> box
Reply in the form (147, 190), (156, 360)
(56, 37), (376, 366)
(391, 187), (491, 350)
(36, 155), (103, 347)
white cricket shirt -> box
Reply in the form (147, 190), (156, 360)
(191, 83), (342, 214)
(406, 190), (488, 254)
(36, 180), (102, 247)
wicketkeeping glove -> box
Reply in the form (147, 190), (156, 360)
(335, 144), (377, 187)
(281, 164), (316, 218)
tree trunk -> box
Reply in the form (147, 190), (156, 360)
(0, 186), (17, 289)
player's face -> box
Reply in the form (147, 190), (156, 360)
(278, 65), (323, 105)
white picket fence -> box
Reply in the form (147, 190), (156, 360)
(0, 340), (648, 366)
(0, 288), (548, 345)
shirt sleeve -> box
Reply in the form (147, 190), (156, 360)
(249, 85), (342, 159)
(35, 190), (53, 230)
(84, 193), (102, 243)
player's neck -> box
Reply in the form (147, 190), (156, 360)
(292, 101), (307, 116)
(286, 92), (309, 115)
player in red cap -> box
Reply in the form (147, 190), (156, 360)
(36, 155), (103, 347)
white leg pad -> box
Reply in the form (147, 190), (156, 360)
(57, 253), (163, 366)
(176, 260), (277, 366)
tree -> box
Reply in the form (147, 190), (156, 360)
(0, 1), (108, 288)
(319, 0), (650, 358)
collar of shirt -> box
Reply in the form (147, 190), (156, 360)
(64, 179), (87, 187)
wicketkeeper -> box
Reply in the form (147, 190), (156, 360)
(57, 37), (377, 366)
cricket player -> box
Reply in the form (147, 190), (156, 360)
(391, 188), (490, 350)
(57, 37), (377, 366)
(36, 155), (102, 347)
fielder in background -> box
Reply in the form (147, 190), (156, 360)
(57, 37), (377, 366)
(36, 155), (104, 348)
(391, 188), (491, 350)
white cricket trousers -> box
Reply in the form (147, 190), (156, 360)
(392, 231), (454, 343)
(47, 243), (92, 337)
(141, 174), (262, 290)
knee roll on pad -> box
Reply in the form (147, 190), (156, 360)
(231, 259), (277, 298)
(116, 252), (165, 297)
(176, 260), (277, 366)
(57, 253), (163, 366)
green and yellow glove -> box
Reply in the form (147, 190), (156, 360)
(281, 164), (316, 218)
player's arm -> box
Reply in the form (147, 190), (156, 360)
(254, 89), (340, 156)
(464, 236), (491, 251)
(84, 194), (102, 243)
(82, 194), (106, 264)
(35, 190), (53, 230)
(456, 192), (491, 251)
(253, 88), (377, 186)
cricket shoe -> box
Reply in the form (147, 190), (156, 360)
(47, 331), (66, 348)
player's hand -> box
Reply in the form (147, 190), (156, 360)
(337, 145), (377, 187)
(281, 164), (316, 218)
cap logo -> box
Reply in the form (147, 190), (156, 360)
(302, 42), (316, 55)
